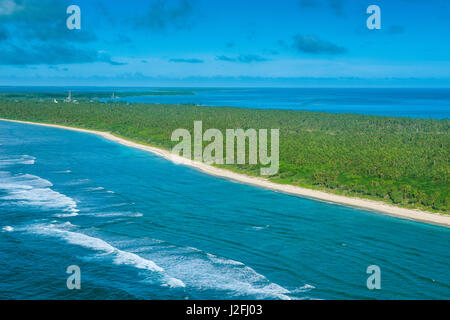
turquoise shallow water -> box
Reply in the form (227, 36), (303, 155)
(0, 121), (449, 300)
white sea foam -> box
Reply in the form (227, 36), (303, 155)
(30, 224), (116, 253)
(0, 155), (35, 167)
(150, 245), (293, 300)
(109, 240), (294, 299)
(0, 172), (79, 216)
(64, 179), (90, 186)
(86, 187), (105, 191)
(250, 225), (270, 231)
(291, 284), (316, 293)
(163, 277), (186, 288)
(25, 221), (298, 298)
(2, 226), (14, 232)
(26, 224), (185, 288)
(49, 221), (78, 228)
(0, 173), (53, 189)
(0, 165), (299, 299)
(206, 253), (244, 266)
(54, 212), (79, 218)
(90, 211), (143, 218)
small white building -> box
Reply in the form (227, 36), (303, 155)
(64, 91), (72, 103)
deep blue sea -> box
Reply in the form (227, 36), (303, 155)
(115, 88), (450, 119)
(0, 120), (449, 300)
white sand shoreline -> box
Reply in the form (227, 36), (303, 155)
(1, 118), (449, 228)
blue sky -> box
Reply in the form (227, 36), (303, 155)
(0, 0), (449, 86)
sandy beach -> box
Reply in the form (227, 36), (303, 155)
(1, 118), (449, 228)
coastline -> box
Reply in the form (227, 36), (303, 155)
(1, 118), (449, 228)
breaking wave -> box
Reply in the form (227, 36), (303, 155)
(0, 155), (35, 167)
(0, 171), (79, 217)
(26, 223), (185, 288)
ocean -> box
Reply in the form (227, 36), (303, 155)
(115, 88), (450, 119)
(0, 120), (449, 300)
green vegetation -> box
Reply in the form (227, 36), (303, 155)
(0, 94), (448, 213)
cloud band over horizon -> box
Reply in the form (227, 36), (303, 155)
(0, 0), (449, 86)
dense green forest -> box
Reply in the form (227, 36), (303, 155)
(0, 94), (448, 213)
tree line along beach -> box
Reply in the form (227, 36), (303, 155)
(0, 89), (448, 225)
